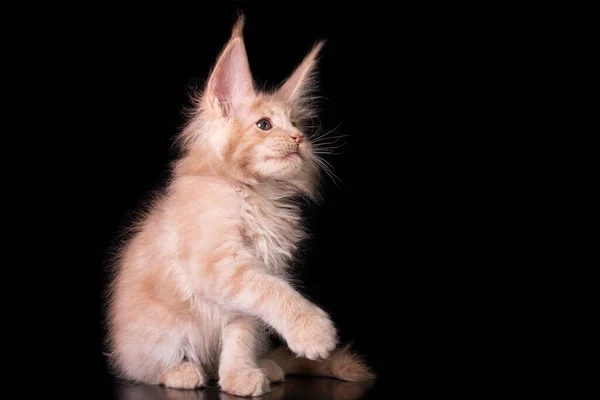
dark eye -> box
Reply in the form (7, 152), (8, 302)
(256, 118), (272, 131)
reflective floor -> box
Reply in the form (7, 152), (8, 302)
(110, 376), (381, 400)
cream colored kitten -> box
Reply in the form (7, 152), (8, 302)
(105, 16), (373, 397)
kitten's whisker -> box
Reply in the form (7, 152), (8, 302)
(312, 141), (347, 150)
(312, 133), (351, 139)
(312, 127), (342, 140)
(309, 122), (343, 142)
(313, 149), (344, 156)
(313, 143), (347, 156)
(316, 156), (337, 173)
(321, 167), (342, 187)
(312, 155), (342, 187)
(311, 136), (350, 146)
(314, 158), (335, 179)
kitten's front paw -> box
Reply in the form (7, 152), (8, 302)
(219, 368), (270, 397)
(286, 307), (338, 360)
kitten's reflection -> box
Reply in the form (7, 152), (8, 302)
(115, 377), (373, 400)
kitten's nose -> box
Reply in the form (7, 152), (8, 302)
(290, 133), (303, 144)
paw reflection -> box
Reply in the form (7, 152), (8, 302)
(115, 376), (374, 400)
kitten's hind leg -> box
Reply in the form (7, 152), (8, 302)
(218, 316), (270, 397)
(159, 361), (205, 389)
(107, 292), (208, 389)
(266, 344), (375, 382)
(258, 359), (285, 383)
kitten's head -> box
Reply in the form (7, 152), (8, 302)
(178, 16), (326, 197)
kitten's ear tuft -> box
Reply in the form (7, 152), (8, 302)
(231, 14), (245, 39)
(203, 15), (254, 117)
(277, 40), (325, 104)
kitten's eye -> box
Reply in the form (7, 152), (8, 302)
(256, 118), (272, 131)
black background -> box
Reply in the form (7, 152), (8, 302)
(8, 2), (589, 397)
(23, 1), (523, 397)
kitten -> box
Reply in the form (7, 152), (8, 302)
(104, 16), (374, 397)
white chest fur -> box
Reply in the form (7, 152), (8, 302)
(236, 185), (305, 275)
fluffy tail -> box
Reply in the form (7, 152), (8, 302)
(265, 344), (375, 382)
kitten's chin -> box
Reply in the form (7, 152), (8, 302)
(253, 153), (304, 180)
(266, 152), (301, 162)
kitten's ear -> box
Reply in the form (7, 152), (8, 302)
(204, 16), (254, 117)
(277, 41), (325, 104)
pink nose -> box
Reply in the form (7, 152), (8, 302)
(291, 133), (303, 144)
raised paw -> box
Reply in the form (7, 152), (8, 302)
(219, 368), (270, 397)
(160, 362), (204, 389)
(286, 307), (338, 360)
(258, 359), (285, 383)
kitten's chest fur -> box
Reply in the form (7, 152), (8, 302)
(236, 185), (305, 274)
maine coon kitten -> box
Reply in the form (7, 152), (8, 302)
(104, 16), (374, 397)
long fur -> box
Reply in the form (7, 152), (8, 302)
(103, 15), (374, 397)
